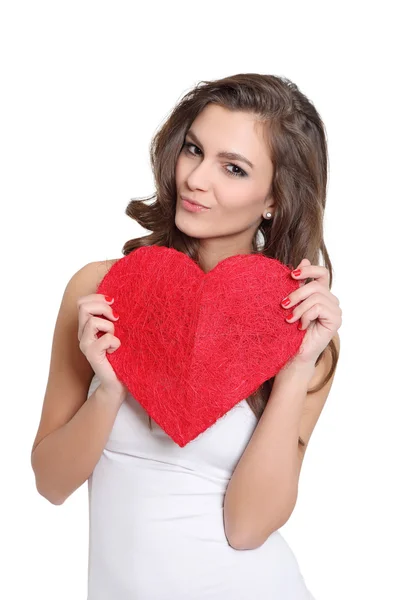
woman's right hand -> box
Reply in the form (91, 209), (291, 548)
(77, 293), (127, 397)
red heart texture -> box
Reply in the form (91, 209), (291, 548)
(96, 246), (306, 447)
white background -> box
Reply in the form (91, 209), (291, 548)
(1, 1), (407, 598)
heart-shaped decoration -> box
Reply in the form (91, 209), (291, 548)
(96, 246), (306, 447)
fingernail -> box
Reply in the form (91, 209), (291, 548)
(105, 296), (114, 303)
(112, 311), (120, 320)
(292, 269), (301, 277)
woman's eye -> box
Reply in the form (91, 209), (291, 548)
(184, 142), (201, 157)
(182, 142), (247, 178)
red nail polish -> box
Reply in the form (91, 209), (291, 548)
(292, 269), (301, 276)
(105, 296), (114, 303)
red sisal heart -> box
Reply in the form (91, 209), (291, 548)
(96, 246), (306, 447)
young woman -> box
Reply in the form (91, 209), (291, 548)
(31, 73), (342, 599)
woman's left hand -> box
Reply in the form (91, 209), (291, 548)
(280, 258), (342, 366)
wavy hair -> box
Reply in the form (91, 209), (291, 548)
(121, 73), (339, 447)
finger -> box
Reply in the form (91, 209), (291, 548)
(285, 293), (336, 324)
(79, 316), (116, 352)
(297, 301), (336, 331)
(282, 285), (338, 311)
(77, 293), (115, 306)
(87, 332), (120, 360)
(293, 259), (312, 286)
(78, 302), (118, 340)
(292, 264), (329, 285)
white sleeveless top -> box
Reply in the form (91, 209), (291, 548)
(86, 373), (315, 599)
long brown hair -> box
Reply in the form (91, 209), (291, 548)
(121, 73), (339, 445)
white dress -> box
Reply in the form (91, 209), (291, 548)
(86, 373), (315, 599)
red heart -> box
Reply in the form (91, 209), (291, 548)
(96, 246), (305, 447)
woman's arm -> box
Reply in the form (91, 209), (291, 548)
(223, 340), (338, 550)
(31, 384), (126, 505)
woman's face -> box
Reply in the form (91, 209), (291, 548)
(175, 103), (274, 254)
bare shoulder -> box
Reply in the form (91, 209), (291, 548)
(62, 257), (122, 300)
(93, 257), (122, 288)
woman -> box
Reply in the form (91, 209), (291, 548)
(31, 73), (342, 599)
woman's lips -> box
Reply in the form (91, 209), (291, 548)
(181, 198), (210, 212)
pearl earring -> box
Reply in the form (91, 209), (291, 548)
(264, 211), (272, 219)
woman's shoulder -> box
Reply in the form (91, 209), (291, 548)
(90, 257), (122, 290)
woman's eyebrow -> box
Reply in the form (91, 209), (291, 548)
(186, 129), (254, 169)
